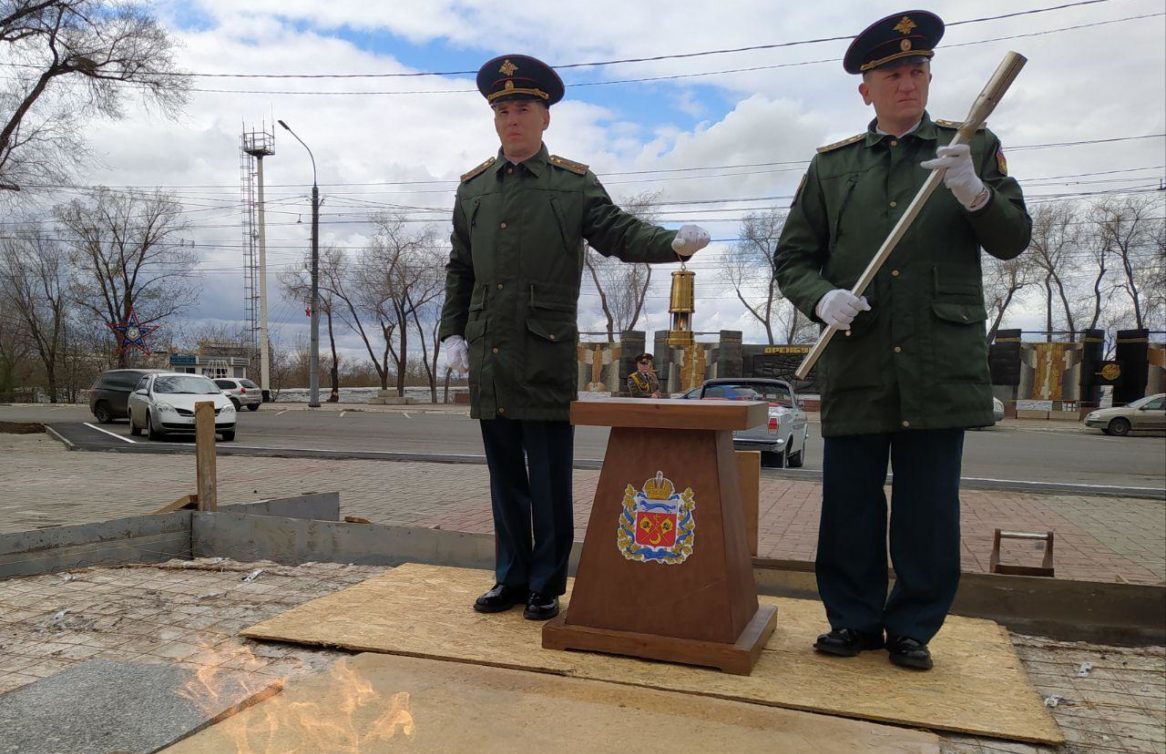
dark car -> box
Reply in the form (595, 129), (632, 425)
(677, 377), (810, 468)
(88, 368), (167, 423)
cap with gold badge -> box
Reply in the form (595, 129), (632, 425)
(843, 10), (944, 74)
(476, 54), (564, 106)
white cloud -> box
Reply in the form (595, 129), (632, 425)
(8, 0), (1162, 372)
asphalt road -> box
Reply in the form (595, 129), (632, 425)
(3, 403), (1164, 494)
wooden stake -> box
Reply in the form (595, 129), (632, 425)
(195, 401), (218, 512)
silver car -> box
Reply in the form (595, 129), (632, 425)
(127, 372), (237, 441)
(680, 378), (809, 468)
(214, 378), (262, 411)
(1084, 393), (1166, 436)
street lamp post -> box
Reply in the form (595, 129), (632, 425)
(277, 119), (321, 408)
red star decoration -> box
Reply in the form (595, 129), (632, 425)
(107, 308), (160, 356)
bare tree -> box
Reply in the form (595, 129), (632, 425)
(0, 299), (32, 396)
(281, 245), (344, 401)
(983, 249), (1041, 339)
(57, 187), (197, 366)
(0, 225), (69, 400)
(1093, 195), (1162, 331)
(1027, 201), (1084, 338)
(583, 190), (660, 339)
(404, 244), (449, 401)
(1148, 215), (1166, 329)
(1, 0), (189, 191)
(723, 208), (809, 344)
(353, 213), (440, 395)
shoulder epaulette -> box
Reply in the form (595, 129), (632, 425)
(549, 154), (588, 175)
(935, 119), (986, 131)
(460, 156), (496, 182)
(817, 133), (865, 153)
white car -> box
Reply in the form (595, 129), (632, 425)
(127, 372), (237, 441)
(679, 378), (809, 468)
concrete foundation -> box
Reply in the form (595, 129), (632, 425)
(2, 492), (1161, 647)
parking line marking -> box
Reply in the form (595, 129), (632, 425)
(339, 411), (346, 418)
(83, 422), (136, 444)
(403, 412), (412, 419)
(277, 410), (289, 416)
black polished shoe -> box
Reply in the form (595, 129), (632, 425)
(887, 635), (933, 670)
(473, 583), (527, 613)
(522, 591), (560, 621)
(813, 627), (885, 657)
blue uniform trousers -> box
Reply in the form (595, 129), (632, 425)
(479, 417), (575, 597)
(817, 428), (964, 643)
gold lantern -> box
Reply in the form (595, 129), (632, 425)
(667, 269), (695, 348)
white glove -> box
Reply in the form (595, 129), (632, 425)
(442, 335), (469, 376)
(920, 144), (988, 210)
(815, 289), (871, 329)
(671, 224), (710, 257)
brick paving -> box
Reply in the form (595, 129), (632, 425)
(1, 432), (1163, 585)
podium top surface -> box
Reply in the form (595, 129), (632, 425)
(571, 398), (768, 430)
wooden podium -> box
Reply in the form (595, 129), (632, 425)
(543, 398), (778, 674)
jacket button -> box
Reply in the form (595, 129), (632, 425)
(889, 201), (898, 208)
(891, 269), (900, 277)
(549, 333), (556, 341)
(496, 283), (503, 289)
(894, 346), (902, 353)
(500, 221), (507, 229)
(497, 407), (505, 415)
(889, 140), (898, 147)
(492, 347), (499, 353)
(962, 314), (969, 320)
(507, 167), (514, 174)
(902, 420), (910, 428)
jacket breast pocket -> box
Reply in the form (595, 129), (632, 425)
(929, 301), (989, 383)
(525, 317), (577, 390)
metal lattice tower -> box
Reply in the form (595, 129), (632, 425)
(240, 124), (275, 390)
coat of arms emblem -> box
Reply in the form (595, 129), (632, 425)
(617, 471), (696, 565)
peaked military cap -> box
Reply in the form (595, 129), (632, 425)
(635, 353), (654, 363)
(476, 54), (564, 106)
(843, 10), (944, 74)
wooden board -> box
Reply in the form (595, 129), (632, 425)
(240, 564), (1065, 745)
(571, 398), (767, 430)
(160, 653), (939, 754)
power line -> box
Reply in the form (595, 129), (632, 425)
(88, 0), (1126, 81)
(173, 12), (1162, 95)
(14, 136), (1164, 195)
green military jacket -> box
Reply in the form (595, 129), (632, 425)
(440, 145), (679, 422)
(627, 369), (660, 398)
(776, 113), (1031, 437)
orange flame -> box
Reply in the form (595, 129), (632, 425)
(177, 641), (414, 753)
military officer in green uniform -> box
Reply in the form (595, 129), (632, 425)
(440, 54), (710, 621)
(775, 11), (1031, 670)
(627, 352), (661, 398)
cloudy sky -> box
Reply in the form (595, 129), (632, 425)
(15, 0), (1166, 361)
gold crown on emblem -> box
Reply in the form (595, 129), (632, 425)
(644, 471), (675, 500)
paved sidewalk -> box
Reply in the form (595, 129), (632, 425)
(1, 433), (1162, 585)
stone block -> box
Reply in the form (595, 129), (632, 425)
(0, 659), (280, 754)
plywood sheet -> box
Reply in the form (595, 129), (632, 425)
(241, 563), (1063, 745)
(161, 653), (939, 754)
